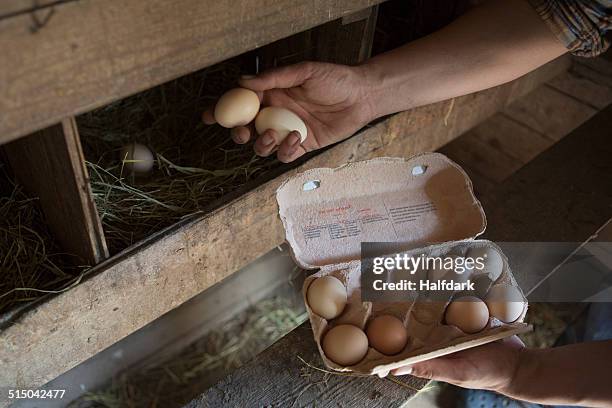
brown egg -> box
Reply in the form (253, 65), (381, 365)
(306, 276), (347, 320)
(322, 324), (369, 366)
(214, 88), (260, 128)
(485, 284), (525, 323)
(366, 315), (408, 355)
(445, 296), (489, 334)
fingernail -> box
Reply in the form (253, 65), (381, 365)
(376, 370), (390, 378)
(241, 74), (256, 80)
(392, 366), (412, 376)
(262, 134), (274, 146)
(288, 132), (301, 146)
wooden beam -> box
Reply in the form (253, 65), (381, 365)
(0, 57), (569, 395)
(0, 0), (384, 146)
(187, 94), (612, 408)
(185, 324), (429, 408)
(0, 0), (60, 18)
(3, 118), (108, 264)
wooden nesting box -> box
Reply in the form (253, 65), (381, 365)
(0, 0), (570, 400)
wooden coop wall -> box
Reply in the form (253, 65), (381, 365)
(0, 0), (571, 400)
(0, 0), (380, 395)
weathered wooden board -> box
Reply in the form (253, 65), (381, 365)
(503, 85), (597, 141)
(3, 118), (108, 264)
(0, 0), (385, 145)
(186, 324), (429, 408)
(0, 0), (59, 18)
(0, 56), (569, 396)
(186, 98), (612, 408)
(482, 103), (612, 293)
(456, 113), (553, 165)
(548, 66), (612, 110)
(442, 52), (612, 191)
(440, 134), (524, 183)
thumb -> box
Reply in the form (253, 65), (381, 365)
(239, 61), (315, 91)
(393, 358), (463, 382)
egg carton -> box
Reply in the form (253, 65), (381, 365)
(276, 153), (531, 376)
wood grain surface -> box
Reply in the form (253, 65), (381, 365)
(3, 118), (108, 264)
(185, 324), (429, 408)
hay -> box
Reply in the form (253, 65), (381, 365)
(72, 297), (307, 408)
(79, 61), (282, 254)
(0, 163), (87, 314)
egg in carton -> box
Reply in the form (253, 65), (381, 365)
(277, 153), (531, 376)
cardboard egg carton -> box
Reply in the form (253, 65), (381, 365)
(276, 153), (531, 376)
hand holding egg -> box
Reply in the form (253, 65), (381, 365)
(202, 62), (375, 163)
(203, 86), (309, 163)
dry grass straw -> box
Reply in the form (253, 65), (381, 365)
(78, 61), (281, 254)
(73, 297), (307, 408)
(0, 163), (87, 314)
(296, 355), (439, 405)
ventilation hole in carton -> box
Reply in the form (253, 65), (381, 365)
(412, 165), (427, 176)
(303, 180), (320, 191)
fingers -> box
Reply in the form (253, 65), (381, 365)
(231, 126), (252, 144)
(253, 129), (279, 157)
(277, 131), (306, 163)
(392, 366), (413, 376)
(202, 109), (216, 125)
(253, 130), (306, 162)
(501, 335), (525, 349)
(392, 358), (459, 382)
(239, 62), (315, 92)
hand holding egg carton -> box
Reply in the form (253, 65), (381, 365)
(276, 153), (531, 376)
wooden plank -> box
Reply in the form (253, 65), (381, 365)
(257, 6), (377, 71)
(0, 0), (384, 146)
(314, 6), (378, 65)
(547, 66), (612, 110)
(0, 0), (60, 18)
(3, 118), (108, 264)
(0, 56), (569, 395)
(438, 112), (553, 188)
(482, 103), (612, 293)
(465, 113), (553, 164)
(439, 135), (524, 184)
(503, 85), (597, 141)
(187, 97), (612, 408)
(185, 324), (429, 408)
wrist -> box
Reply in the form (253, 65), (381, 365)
(499, 346), (539, 398)
(353, 61), (390, 122)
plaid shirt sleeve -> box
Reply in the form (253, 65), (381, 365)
(527, 0), (612, 57)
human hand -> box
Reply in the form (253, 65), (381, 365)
(391, 336), (526, 394)
(202, 61), (377, 163)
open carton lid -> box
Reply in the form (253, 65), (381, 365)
(277, 153), (487, 269)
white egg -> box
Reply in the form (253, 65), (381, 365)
(445, 296), (489, 334)
(467, 246), (504, 281)
(120, 143), (154, 174)
(254, 107), (307, 144)
(485, 284), (525, 323)
(214, 88), (260, 128)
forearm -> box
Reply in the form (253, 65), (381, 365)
(502, 340), (612, 407)
(359, 0), (567, 119)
